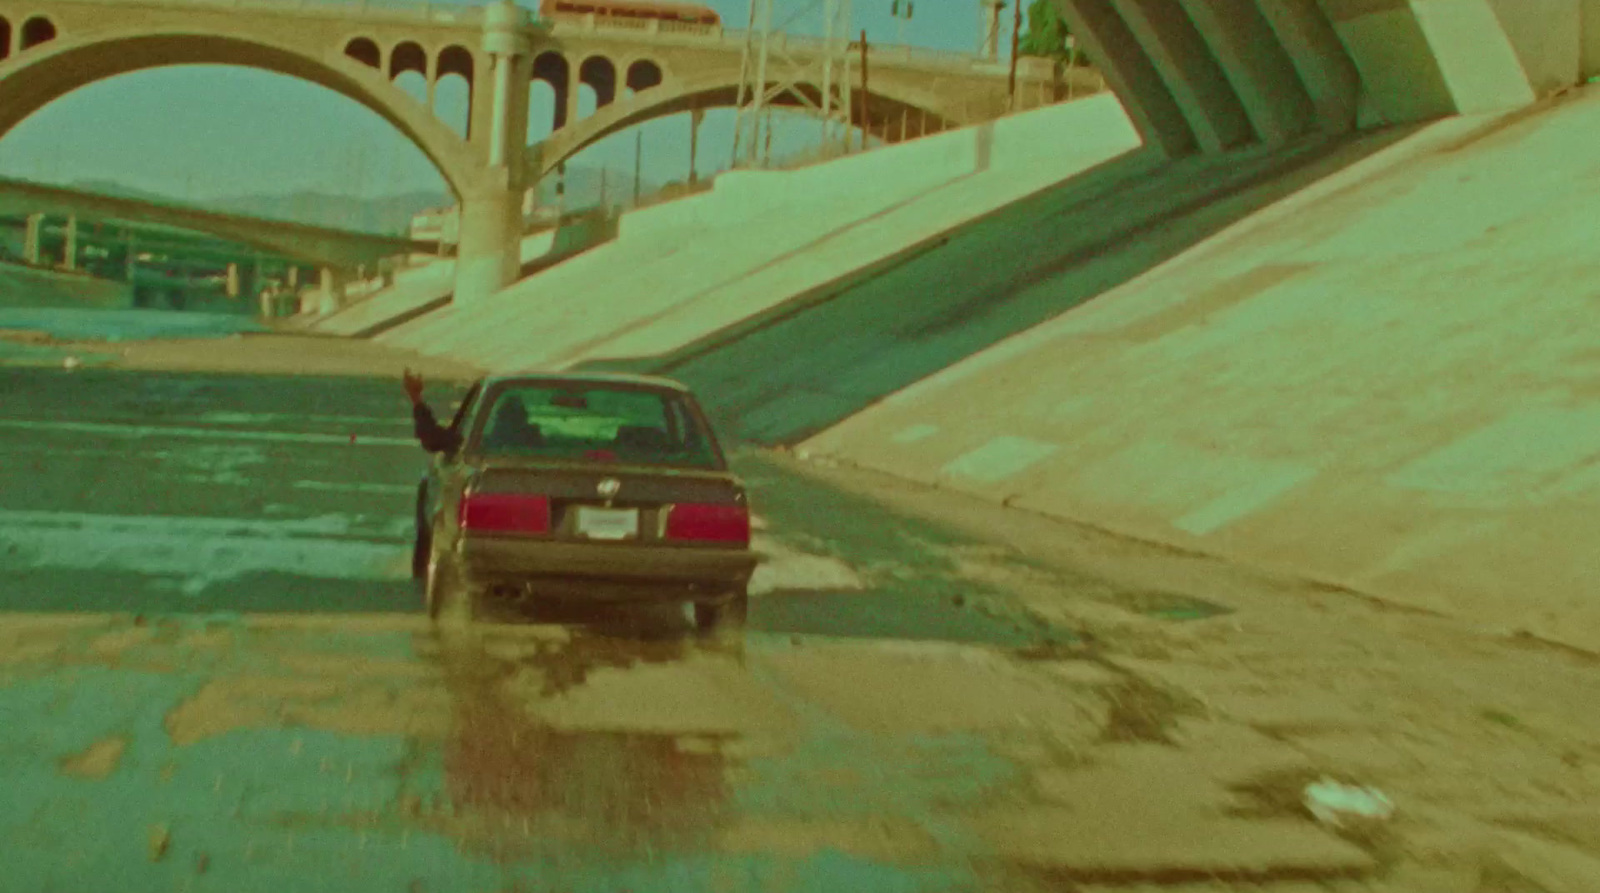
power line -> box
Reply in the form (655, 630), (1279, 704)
(733, 0), (855, 168)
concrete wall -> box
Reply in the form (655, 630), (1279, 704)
(1583, 0), (1600, 78)
(1055, 0), (1583, 158)
(547, 208), (618, 257)
(0, 263), (133, 310)
(1485, 0), (1583, 94)
(618, 97), (1140, 245)
(800, 88), (1600, 655)
(380, 95), (1142, 373)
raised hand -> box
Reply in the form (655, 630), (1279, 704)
(402, 368), (425, 405)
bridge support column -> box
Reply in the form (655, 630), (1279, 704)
(22, 213), (42, 264)
(62, 215), (78, 271)
(454, 0), (529, 307)
(1174, 0), (1317, 146)
(123, 234), (138, 282)
(688, 106), (704, 185)
(1253, 0), (1360, 135)
(249, 255), (263, 300)
(317, 267), (347, 315)
(1106, 0), (1255, 153)
(1050, 0), (1199, 158)
(454, 186), (521, 305)
(225, 262), (241, 298)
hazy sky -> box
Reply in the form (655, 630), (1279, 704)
(0, 0), (1016, 200)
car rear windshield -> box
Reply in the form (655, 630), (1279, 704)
(473, 384), (722, 469)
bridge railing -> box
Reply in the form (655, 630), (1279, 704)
(544, 16), (991, 72)
(63, 0), (483, 24)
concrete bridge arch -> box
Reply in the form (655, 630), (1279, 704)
(0, 27), (485, 198)
(524, 67), (958, 180)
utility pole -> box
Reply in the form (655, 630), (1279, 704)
(758, 106), (772, 166)
(730, 0), (764, 167)
(1066, 34), (1080, 99)
(1008, 0), (1022, 110)
(634, 129), (643, 205)
(857, 30), (869, 152)
(819, 0), (854, 158)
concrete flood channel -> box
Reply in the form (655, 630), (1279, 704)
(0, 361), (1266, 892)
(728, 449), (1231, 649)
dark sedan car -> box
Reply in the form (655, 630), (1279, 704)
(413, 371), (759, 632)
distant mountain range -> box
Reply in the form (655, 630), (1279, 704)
(66, 164), (670, 236)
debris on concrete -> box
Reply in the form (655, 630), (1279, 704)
(148, 824), (171, 862)
(1303, 777), (1394, 827)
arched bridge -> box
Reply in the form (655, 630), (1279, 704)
(0, 0), (1093, 305)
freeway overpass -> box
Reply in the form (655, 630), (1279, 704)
(0, 176), (442, 270)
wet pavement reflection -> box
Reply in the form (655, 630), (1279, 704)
(0, 364), (1352, 893)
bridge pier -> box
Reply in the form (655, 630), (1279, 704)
(123, 234), (137, 282)
(454, 187), (522, 305)
(317, 267), (346, 315)
(62, 215), (78, 271)
(688, 106), (704, 185)
(451, 0), (530, 307)
(22, 213), (41, 264)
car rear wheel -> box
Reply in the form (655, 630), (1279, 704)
(412, 528), (431, 581)
(411, 480), (430, 580)
(425, 543), (477, 627)
(694, 588), (749, 635)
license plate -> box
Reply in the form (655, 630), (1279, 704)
(574, 506), (639, 540)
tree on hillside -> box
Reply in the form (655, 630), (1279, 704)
(1019, 0), (1083, 64)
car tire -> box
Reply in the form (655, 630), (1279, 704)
(412, 528), (431, 581)
(411, 481), (430, 581)
(424, 543), (476, 627)
(694, 587), (749, 635)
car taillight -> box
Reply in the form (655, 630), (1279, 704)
(664, 502), (749, 544)
(459, 493), (551, 534)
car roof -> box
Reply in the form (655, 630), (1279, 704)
(481, 370), (692, 392)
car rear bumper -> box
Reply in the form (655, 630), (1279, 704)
(454, 535), (757, 600)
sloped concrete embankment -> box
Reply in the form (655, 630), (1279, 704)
(309, 260), (458, 339)
(318, 210), (621, 340)
(645, 122), (1414, 444)
(376, 95), (1141, 370)
(798, 89), (1600, 655)
(0, 263), (133, 310)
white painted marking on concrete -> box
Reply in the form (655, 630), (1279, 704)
(0, 510), (410, 595)
(198, 412), (411, 428)
(940, 436), (1060, 483)
(0, 509), (412, 541)
(1387, 407), (1600, 496)
(1172, 466), (1318, 537)
(0, 419), (415, 447)
(891, 424), (940, 444)
(1049, 396), (1098, 420)
(291, 481), (418, 496)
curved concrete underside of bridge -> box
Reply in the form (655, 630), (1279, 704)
(1048, 0), (1600, 159)
(525, 64), (1104, 180)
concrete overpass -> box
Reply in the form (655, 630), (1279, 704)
(0, 0), (1092, 307)
(1047, 0), (1595, 159)
(0, 176), (438, 269)
(0, 211), (334, 308)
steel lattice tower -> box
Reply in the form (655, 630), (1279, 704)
(731, 0), (855, 168)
